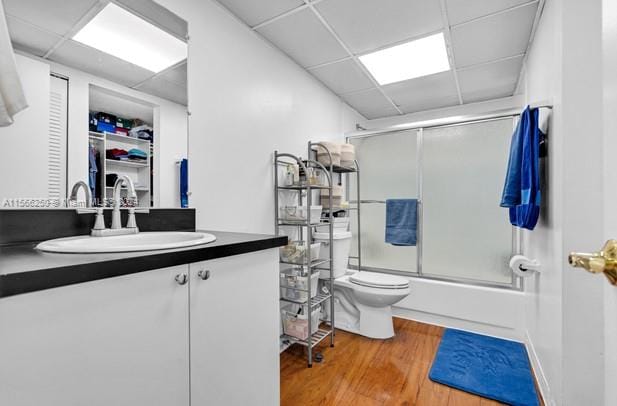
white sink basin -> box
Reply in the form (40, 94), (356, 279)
(36, 231), (217, 253)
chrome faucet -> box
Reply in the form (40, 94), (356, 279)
(70, 178), (148, 237)
(69, 181), (92, 208)
(111, 175), (137, 230)
(70, 180), (105, 233)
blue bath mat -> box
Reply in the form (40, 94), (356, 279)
(429, 329), (539, 406)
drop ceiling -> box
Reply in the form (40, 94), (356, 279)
(5, 0), (188, 106)
(216, 0), (542, 119)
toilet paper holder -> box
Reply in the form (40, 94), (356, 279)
(509, 255), (541, 277)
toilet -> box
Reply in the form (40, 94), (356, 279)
(332, 269), (410, 339)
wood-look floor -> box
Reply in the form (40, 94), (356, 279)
(281, 318), (538, 406)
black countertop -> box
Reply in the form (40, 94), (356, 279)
(0, 230), (287, 298)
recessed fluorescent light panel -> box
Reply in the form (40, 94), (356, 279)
(359, 33), (451, 85)
(73, 3), (187, 73)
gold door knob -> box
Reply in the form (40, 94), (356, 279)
(568, 240), (617, 285)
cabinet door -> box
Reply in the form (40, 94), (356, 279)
(0, 265), (190, 406)
(190, 249), (279, 406)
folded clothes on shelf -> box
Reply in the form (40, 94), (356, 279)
(127, 148), (147, 160)
(129, 124), (153, 141)
(106, 148), (128, 160)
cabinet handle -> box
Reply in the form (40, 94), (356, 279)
(175, 273), (188, 285)
(197, 270), (211, 280)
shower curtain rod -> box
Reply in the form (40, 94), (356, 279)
(347, 102), (553, 139)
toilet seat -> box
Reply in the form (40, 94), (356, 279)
(349, 271), (409, 289)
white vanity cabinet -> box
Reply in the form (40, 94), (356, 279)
(189, 249), (280, 406)
(0, 248), (280, 406)
(0, 265), (191, 406)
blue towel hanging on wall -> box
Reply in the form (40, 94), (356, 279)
(180, 159), (188, 208)
(500, 106), (543, 230)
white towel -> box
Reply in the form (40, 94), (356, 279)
(0, 1), (27, 127)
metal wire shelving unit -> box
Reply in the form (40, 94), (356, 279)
(274, 149), (334, 368)
(275, 141), (361, 367)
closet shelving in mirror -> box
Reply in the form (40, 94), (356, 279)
(88, 130), (152, 207)
(274, 149), (335, 367)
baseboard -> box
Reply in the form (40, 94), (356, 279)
(524, 329), (554, 406)
(392, 307), (523, 341)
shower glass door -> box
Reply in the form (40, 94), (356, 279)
(349, 130), (418, 273)
(421, 118), (514, 285)
(348, 116), (517, 288)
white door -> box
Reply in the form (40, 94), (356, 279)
(564, 2), (617, 404)
(189, 250), (280, 406)
(0, 266), (190, 406)
(602, 1), (617, 404)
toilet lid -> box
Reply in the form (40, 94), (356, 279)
(349, 272), (409, 289)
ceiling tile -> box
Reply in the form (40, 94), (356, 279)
(382, 71), (459, 113)
(309, 59), (374, 94)
(256, 8), (348, 67)
(451, 2), (537, 68)
(49, 40), (153, 87)
(341, 88), (399, 119)
(458, 55), (523, 103)
(159, 62), (187, 87)
(134, 76), (187, 106)
(116, 0), (188, 39)
(316, 0), (443, 54)
(446, 0), (532, 26)
(7, 15), (61, 57)
(216, 0), (304, 27)
(4, 0), (99, 37)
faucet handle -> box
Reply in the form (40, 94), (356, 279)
(126, 207), (148, 231)
(91, 208), (106, 230)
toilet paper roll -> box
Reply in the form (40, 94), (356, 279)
(509, 255), (540, 278)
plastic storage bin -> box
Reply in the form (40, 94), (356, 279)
(280, 205), (322, 224)
(280, 241), (321, 264)
(340, 144), (356, 167)
(280, 268), (319, 303)
(313, 231), (352, 279)
(281, 303), (321, 340)
(314, 141), (341, 167)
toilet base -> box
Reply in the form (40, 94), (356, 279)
(357, 303), (395, 339)
(332, 300), (396, 339)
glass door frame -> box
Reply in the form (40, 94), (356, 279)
(347, 112), (525, 291)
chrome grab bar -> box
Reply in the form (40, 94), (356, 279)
(349, 199), (386, 204)
(349, 199), (420, 204)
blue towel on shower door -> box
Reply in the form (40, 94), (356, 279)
(500, 106), (542, 230)
(385, 199), (417, 246)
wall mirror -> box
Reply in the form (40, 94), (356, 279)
(0, 0), (188, 209)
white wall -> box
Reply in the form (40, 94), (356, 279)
(154, 0), (364, 234)
(518, 0), (564, 403)
(8, 52), (188, 207)
(0, 54), (50, 202)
